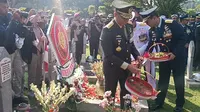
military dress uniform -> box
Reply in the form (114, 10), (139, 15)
(130, 22), (156, 88)
(194, 14), (200, 69)
(0, 13), (11, 46)
(188, 15), (196, 42)
(100, 0), (140, 109)
(140, 7), (187, 110)
(180, 14), (192, 65)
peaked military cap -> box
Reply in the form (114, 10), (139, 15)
(171, 14), (178, 18)
(191, 15), (195, 18)
(134, 7), (142, 12)
(180, 14), (189, 20)
(20, 11), (29, 18)
(196, 13), (200, 18)
(111, 0), (135, 19)
(0, 0), (7, 3)
(139, 6), (158, 22)
(108, 13), (114, 18)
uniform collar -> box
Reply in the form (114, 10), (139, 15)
(180, 23), (185, 27)
(158, 17), (162, 28)
(114, 18), (124, 28)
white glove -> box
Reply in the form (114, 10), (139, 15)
(15, 34), (25, 49)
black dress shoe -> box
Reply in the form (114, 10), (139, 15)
(174, 107), (183, 112)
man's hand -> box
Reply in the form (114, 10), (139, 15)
(168, 53), (176, 60)
(185, 43), (189, 48)
(137, 56), (144, 65)
(127, 64), (140, 74)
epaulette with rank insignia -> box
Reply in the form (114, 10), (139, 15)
(105, 21), (114, 29)
(165, 19), (173, 23)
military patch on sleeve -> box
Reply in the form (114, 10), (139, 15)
(165, 19), (173, 23)
(105, 21), (114, 29)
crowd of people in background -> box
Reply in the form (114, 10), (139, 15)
(1, 0), (200, 111)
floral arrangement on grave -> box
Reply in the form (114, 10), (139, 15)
(73, 73), (100, 102)
(91, 61), (104, 80)
(99, 91), (141, 112)
(99, 91), (115, 112)
(123, 94), (141, 112)
(30, 81), (75, 112)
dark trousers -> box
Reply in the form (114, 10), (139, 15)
(185, 48), (188, 66)
(105, 70), (130, 109)
(89, 39), (99, 59)
(156, 59), (185, 107)
(76, 41), (83, 65)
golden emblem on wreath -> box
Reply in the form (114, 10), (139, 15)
(58, 31), (66, 49)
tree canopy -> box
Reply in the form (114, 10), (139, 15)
(8, 0), (189, 17)
(100, 0), (187, 16)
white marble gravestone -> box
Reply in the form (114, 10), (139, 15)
(0, 47), (12, 112)
(185, 41), (200, 88)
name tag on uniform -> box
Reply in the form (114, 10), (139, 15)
(116, 35), (122, 52)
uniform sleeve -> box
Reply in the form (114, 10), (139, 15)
(0, 26), (6, 46)
(170, 21), (186, 56)
(100, 28), (129, 70)
(130, 43), (140, 59)
(195, 25), (200, 41)
(137, 42), (148, 55)
(4, 22), (17, 54)
(188, 27), (193, 43)
(145, 29), (153, 52)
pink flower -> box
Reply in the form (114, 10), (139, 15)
(104, 91), (112, 98)
(132, 103), (141, 112)
(99, 99), (109, 108)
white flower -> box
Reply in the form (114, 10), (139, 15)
(104, 91), (112, 98)
(123, 94), (132, 100)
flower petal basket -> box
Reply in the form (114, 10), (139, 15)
(125, 70), (159, 100)
(147, 43), (170, 62)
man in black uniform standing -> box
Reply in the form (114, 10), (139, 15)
(179, 14), (192, 65)
(188, 15), (196, 42)
(0, 0), (9, 46)
(194, 13), (200, 70)
(140, 7), (186, 112)
(100, 0), (143, 110)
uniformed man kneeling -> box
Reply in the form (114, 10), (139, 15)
(100, 0), (143, 110)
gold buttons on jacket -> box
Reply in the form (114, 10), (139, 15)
(116, 46), (122, 52)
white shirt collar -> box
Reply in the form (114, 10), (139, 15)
(158, 17), (162, 28)
(180, 23), (185, 27)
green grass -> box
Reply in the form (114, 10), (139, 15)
(159, 76), (200, 112)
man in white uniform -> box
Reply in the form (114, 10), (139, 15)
(130, 12), (156, 88)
